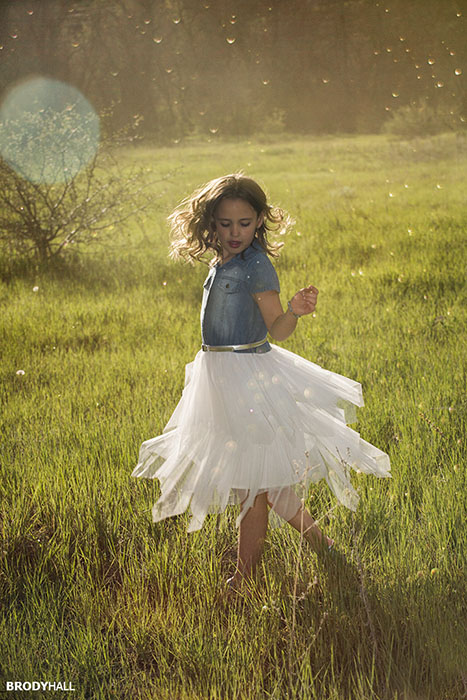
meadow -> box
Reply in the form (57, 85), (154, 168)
(1, 133), (466, 699)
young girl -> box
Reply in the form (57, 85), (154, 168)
(132, 174), (391, 591)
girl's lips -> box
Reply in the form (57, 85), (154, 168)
(229, 241), (241, 247)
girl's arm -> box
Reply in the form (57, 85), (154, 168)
(252, 285), (318, 342)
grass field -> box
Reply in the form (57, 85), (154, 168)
(1, 133), (466, 699)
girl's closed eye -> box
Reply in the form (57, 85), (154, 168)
(218, 221), (252, 227)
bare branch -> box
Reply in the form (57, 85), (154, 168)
(0, 112), (166, 264)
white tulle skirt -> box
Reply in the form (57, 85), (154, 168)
(132, 344), (391, 533)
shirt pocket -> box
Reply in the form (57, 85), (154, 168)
(218, 277), (243, 294)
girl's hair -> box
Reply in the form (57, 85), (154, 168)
(168, 173), (292, 264)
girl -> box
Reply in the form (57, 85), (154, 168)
(132, 174), (390, 592)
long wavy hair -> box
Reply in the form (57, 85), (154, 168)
(168, 173), (292, 264)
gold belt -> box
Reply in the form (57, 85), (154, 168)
(201, 337), (268, 352)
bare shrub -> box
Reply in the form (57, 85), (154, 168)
(0, 107), (163, 265)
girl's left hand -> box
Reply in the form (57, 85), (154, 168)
(290, 285), (318, 316)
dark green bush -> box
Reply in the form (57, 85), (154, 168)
(382, 100), (464, 138)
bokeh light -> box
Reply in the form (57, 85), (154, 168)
(0, 77), (99, 184)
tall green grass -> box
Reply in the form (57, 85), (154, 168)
(1, 133), (466, 699)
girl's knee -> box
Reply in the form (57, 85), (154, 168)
(267, 487), (303, 521)
(251, 492), (268, 508)
(239, 490), (268, 510)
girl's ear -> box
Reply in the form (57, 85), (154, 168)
(256, 213), (264, 230)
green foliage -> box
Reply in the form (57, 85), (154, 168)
(382, 100), (464, 138)
(1, 134), (466, 699)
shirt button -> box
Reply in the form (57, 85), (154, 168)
(226, 283), (230, 288)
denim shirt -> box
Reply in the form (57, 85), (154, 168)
(200, 240), (280, 354)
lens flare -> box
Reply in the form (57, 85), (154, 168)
(0, 76), (99, 184)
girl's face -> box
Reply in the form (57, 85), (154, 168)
(212, 197), (264, 264)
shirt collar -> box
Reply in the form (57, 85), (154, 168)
(216, 239), (262, 269)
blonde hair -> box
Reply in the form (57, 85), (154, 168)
(168, 173), (292, 264)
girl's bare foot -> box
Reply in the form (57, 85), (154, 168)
(226, 575), (241, 591)
(223, 574), (256, 601)
(303, 522), (335, 552)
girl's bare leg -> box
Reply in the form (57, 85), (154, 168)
(229, 492), (269, 588)
(266, 488), (334, 552)
(284, 504), (334, 551)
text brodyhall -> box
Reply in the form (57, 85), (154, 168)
(6, 681), (76, 692)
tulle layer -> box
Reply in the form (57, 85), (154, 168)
(132, 344), (391, 532)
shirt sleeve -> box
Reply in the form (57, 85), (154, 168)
(245, 253), (280, 295)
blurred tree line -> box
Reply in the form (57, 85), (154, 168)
(0, 0), (465, 141)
